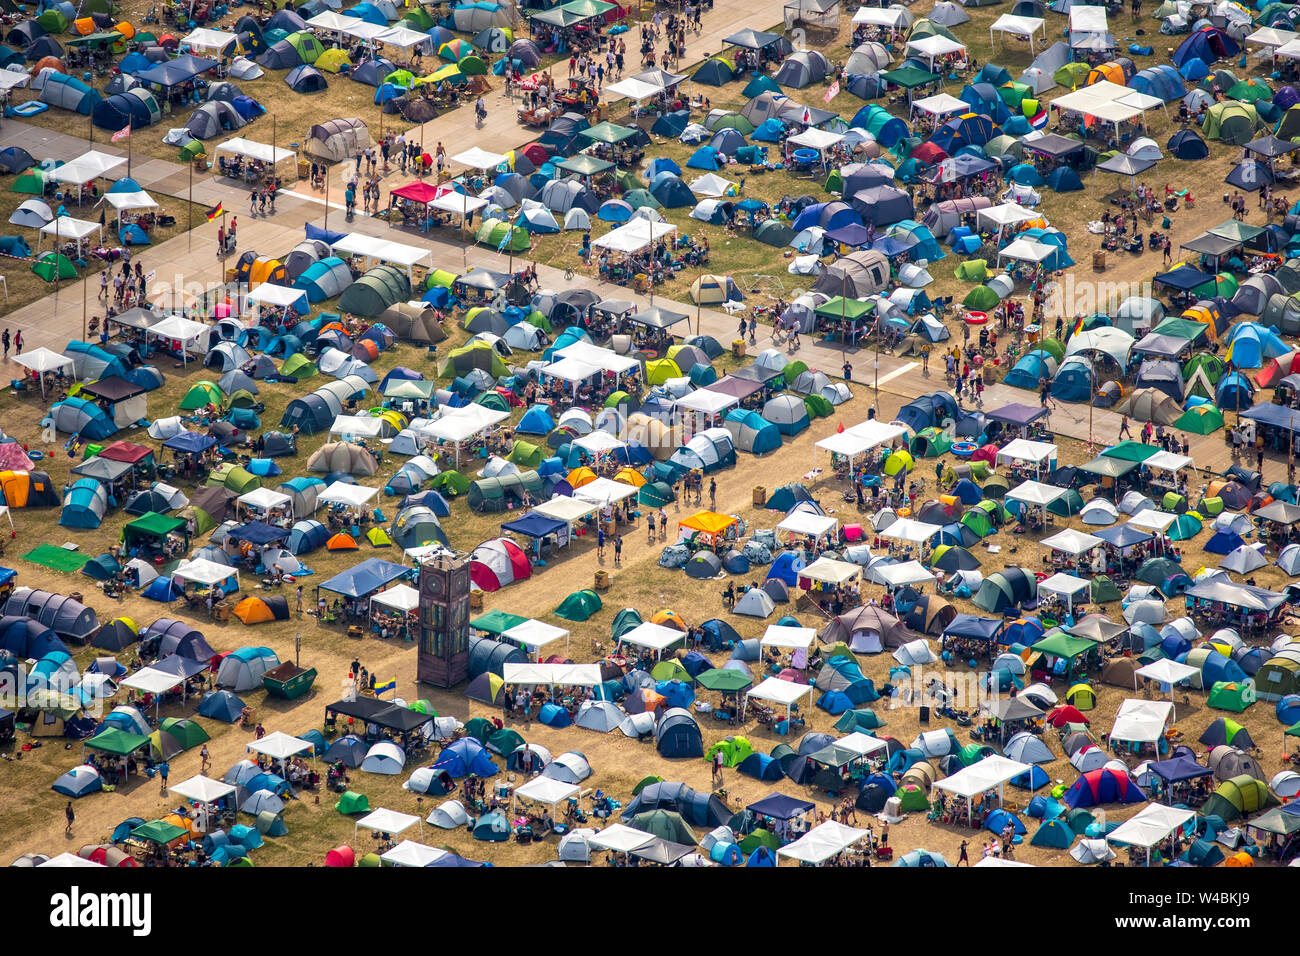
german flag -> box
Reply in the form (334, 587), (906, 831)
(205, 202), (223, 222)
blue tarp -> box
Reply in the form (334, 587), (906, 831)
(500, 512), (568, 540)
(317, 557), (410, 597)
(746, 792), (815, 819)
(226, 521), (290, 545)
(163, 432), (217, 454)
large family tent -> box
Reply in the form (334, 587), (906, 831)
(337, 265), (411, 318)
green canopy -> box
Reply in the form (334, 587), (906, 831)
(579, 121), (637, 144)
(122, 511), (186, 546)
(86, 728), (150, 756)
(881, 66), (939, 89)
(1153, 317), (1209, 345)
(554, 154), (614, 176)
(530, 8), (587, 27)
(555, 588), (602, 621)
(1031, 632), (1095, 661)
(1101, 440), (1163, 462)
(696, 668), (753, 692)
(815, 297), (874, 321)
(131, 820), (188, 845)
(471, 609), (529, 635)
(561, 0), (617, 15)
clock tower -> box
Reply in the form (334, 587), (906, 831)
(416, 553), (472, 687)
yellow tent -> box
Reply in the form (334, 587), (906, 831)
(315, 48), (353, 73)
(679, 511), (736, 537)
(612, 467), (646, 488)
(566, 466), (597, 488)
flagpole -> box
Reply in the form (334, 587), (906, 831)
(188, 158), (193, 254)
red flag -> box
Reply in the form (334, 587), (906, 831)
(112, 124), (131, 143)
(837, 421), (845, 433)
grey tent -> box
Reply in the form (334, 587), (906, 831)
(283, 239), (331, 280)
(846, 42), (891, 75)
(305, 118), (368, 163)
(185, 100), (246, 139)
(812, 250), (890, 297)
(5, 588), (99, 640)
(1231, 273), (1283, 316)
(774, 50), (829, 88)
(286, 65), (327, 93)
(337, 264), (410, 318)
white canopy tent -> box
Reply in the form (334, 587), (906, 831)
(1037, 571), (1091, 611)
(14, 347), (74, 396)
(50, 150), (126, 185)
(875, 559), (936, 588)
(330, 414), (386, 440)
(331, 234), (430, 277)
(376, 25), (433, 50)
(998, 237), (1058, 266)
(996, 438), (1057, 476)
(776, 511), (839, 541)
(572, 430), (627, 456)
(934, 754), (1033, 823)
(877, 517), (942, 543)
(817, 420), (906, 459)
(246, 282), (309, 318)
(761, 624), (817, 650)
(512, 775), (579, 814)
(100, 190), (159, 228)
(38, 216), (102, 254)
(317, 481), (379, 510)
(798, 556), (862, 586)
(616, 621), (685, 659)
(216, 137), (296, 167)
(1041, 528), (1103, 556)
(1135, 659), (1200, 714)
(976, 202), (1041, 239)
(248, 730), (315, 762)
(354, 807), (421, 840)
(237, 487), (292, 516)
(169, 774), (237, 805)
(746, 676), (814, 721)
(40, 853), (105, 867)
(989, 13), (1045, 52)
(587, 823), (655, 852)
(149, 315), (211, 365)
(852, 6), (909, 27)
(370, 583), (419, 614)
(776, 820), (866, 865)
(500, 661), (601, 686)
(1109, 698), (1175, 747)
(835, 731), (891, 759)
(429, 191), (489, 222)
(451, 147), (507, 171)
(532, 494), (600, 528)
(573, 477), (639, 507)
(554, 341), (641, 374)
(675, 388), (739, 423)
(173, 557), (240, 587)
(1005, 480), (1069, 508)
(905, 35), (966, 70)
(1105, 804), (1195, 861)
(503, 619), (571, 660)
(181, 27), (237, 54)
(590, 219), (677, 253)
(911, 92), (969, 119)
(417, 406), (510, 465)
(380, 840), (447, 867)
(1127, 510), (1178, 533)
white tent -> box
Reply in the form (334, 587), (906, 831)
(777, 511), (839, 540)
(451, 147), (507, 171)
(911, 92), (968, 119)
(874, 559), (934, 588)
(1040, 528), (1103, 555)
(1105, 803), (1195, 856)
(503, 619), (570, 660)
(877, 518), (942, 543)
(933, 754), (1032, 823)
(587, 823), (655, 852)
(14, 347), (75, 396)
(1006, 480), (1069, 508)
(173, 557), (239, 587)
(573, 477), (639, 507)
(512, 775), (578, 813)
(1109, 698), (1175, 745)
(761, 624), (816, 650)
(354, 807), (420, 839)
(777, 820), (866, 864)
(149, 315), (211, 365)
(380, 840), (446, 866)
(905, 35), (966, 69)
(215, 137), (295, 166)
(247, 730), (314, 762)
(591, 219), (676, 253)
(990, 13), (1045, 52)
(370, 583), (419, 613)
(617, 621), (685, 658)
(746, 676), (813, 720)
(317, 481), (379, 509)
(1037, 572), (1091, 611)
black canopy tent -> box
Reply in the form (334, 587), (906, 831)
(1131, 332), (1194, 360)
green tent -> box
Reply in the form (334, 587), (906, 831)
(12, 171), (45, 194)
(338, 264), (411, 318)
(738, 827), (779, 853)
(471, 609), (528, 635)
(507, 439), (543, 469)
(1207, 681), (1254, 712)
(954, 259), (988, 282)
(86, 727), (150, 756)
(526, 310), (552, 332)
(834, 709), (884, 732)
(1168, 513), (1203, 540)
(651, 659), (692, 682)
(980, 474), (1010, 500)
(784, 360), (809, 381)
(1063, 808), (1095, 834)
(895, 783), (930, 811)
(37, 8), (70, 32)
(440, 341), (509, 379)
(426, 268), (459, 289)
(211, 464), (260, 494)
(179, 140), (206, 163)
(611, 607), (643, 639)
(706, 735), (753, 767)
(475, 217), (531, 251)
(335, 791), (370, 814)
(1030, 818), (1074, 848)
(32, 253), (77, 282)
(638, 481), (675, 507)
(180, 380), (223, 410)
(1036, 337), (1065, 362)
(1183, 353), (1225, 383)
(695, 668), (752, 692)
(1175, 405), (1223, 434)
(1201, 775), (1277, 821)
(281, 354), (318, 378)
(1046, 489), (1085, 516)
(475, 391), (510, 412)
(804, 394), (834, 419)
(122, 512), (186, 548)
(556, 588), (602, 621)
(430, 470), (470, 496)
(401, 7), (435, 30)
(972, 498), (1011, 525)
(1090, 575), (1122, 603)
(285, 30), (325, 63)
(960, 509), (994, 538)
(487, 727), (524, 754)
(366, 527), (393, 547)
(912, 427), (954, 456)
(632, 774), (664, 795)
(160, 717), (209, 750)
(1054, 62), (1091, 87)
(623, 188), (661, 210)
(627, 809), (696, 844)
(963, 285), (1000, 310)
(131, 820), (188, 845)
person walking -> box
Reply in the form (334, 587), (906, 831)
(200, 744), (211, 773)
(597, 525), (606, 560)
(14, 330), (23, 356)
(295, 585), (304, 616)
(843, 360), (852, 381)
(1, 329), (8, 361)
(709, 478), (717, 510)
(647, 512), (656, 544)
(158, 759), (169, 794)
(921, 342), (930, 373)
(958, 840), (970, 866)
(99, 270), (109, 302)
(613, 534), (623, 567)
(1119, 414), (1132, 439)
(711, 748), (724, 788)
(65, 802), (74, 836)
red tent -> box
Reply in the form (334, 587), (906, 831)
(1045, 704), (1090, 727)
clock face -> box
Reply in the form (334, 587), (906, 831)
(422, 571), (445, 600)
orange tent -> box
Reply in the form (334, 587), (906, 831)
(353, 339), (379, 361)
(651, 609), (686, 631)
(114, 22), (136, 40)
(327, 533), (359, 550)
(233, 595), (290, 624)
(1086, 61), (1125, 85)
(0, 471), (31, 507)
(1181, 304), (1221, 342)
(248, 257), (285, 286)
(678, 511), (736, 537)
(612, 467), (646, 488)
(32, 56), (66, 76)
(73, 17), (96, 35)
(1225, 852), (1254, 867)
(566, 466), (597, 488)
(319, 321), (348, 335)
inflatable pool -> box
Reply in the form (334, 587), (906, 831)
(8, 101), (48, 117)
(952, 441), (978, 457)
(964, 311), (988, 324)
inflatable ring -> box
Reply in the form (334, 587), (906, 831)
(951, 441), (977, 457)
(28, 450), (43, 460)
(965, 311), (988, 324)
(898, 507), (912, 517)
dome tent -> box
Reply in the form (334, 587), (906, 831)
(337, 265), (410, 318)
(286, 64), (328, 93)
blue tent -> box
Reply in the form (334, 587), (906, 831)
(645, 157), (681, 180)
(928, 113), (998, 154)
(53, 766), (103, 798)
(651, 110), (689, 137)
(1052, 358), (1093, 402)
(140, 576), (182, 601)
(700, 618), (741, 650)
(738, 752), (784, 780)
(1173, 26), (1240, 68)
(656, 679), (696, 709)
(766, 552), (806, 585)
(516, 405), (556, 434)
(317, 558), (409, 598)
(433, 737), (498, 777)
(538, 702), (572, 727)
(817, 690), (854, 714)
(59, 479), (108, 529)
(985, 808), (1026, 837)
(710, 128), (747, 154)
(959, 83), (1011, 124)
(1215, 371), (1255, 411)
(1011, 765), (1052, 789)
(1008, 163), (1045, 186)
(693, 57), (734, 85)
(1004, 350), (1057, 389)
(597, 199), (633, 222)
(1046, 166), (1083, 191)
(752, 118), (785, 142)
(649, 172), (695, 208)
(1168, 129), (1210, 159)
(1131, 64), (1186, 101)
(746, 846), (777, 866)
(197, 689), (245, 722)
(1030, 818), (1075, 848)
